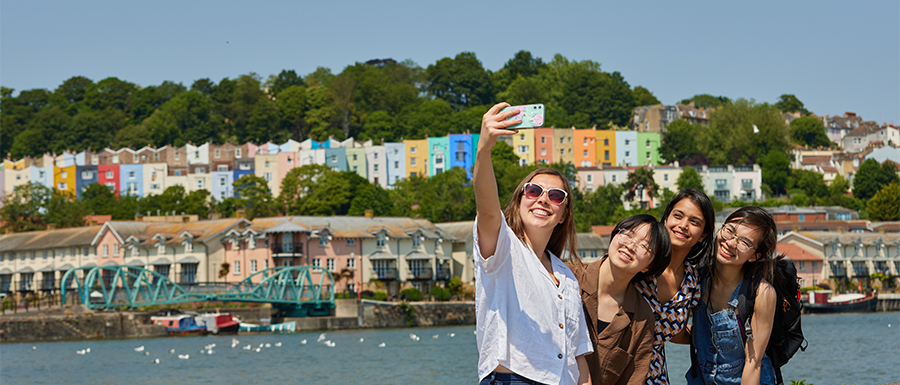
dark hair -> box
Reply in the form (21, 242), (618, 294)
(610, 214), (671, 283)
(661, 188), (716, 265)
(503, 168), (577, 261)
(714, 206), (777, 286)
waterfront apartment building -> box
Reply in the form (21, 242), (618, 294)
(778, 230), (900, 290)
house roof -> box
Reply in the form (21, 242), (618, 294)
(435, 221), (474, 243)
(775, 243), (822, 261)
(591, 225), (616, 236)
(248, 216), (457, 241)
(0, 226), (102, 253)
(577, 232), (608, 250)
(801, 155), (831, 165)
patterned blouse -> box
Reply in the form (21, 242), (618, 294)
(635, 261), (701, 385)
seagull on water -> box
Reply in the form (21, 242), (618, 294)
(178, 354), (190, 360)
(378, 342), (386, 347)
(135, 346), (145, 352)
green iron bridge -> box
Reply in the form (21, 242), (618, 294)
(60, 265), (335, 317)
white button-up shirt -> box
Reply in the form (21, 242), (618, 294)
(474, 213), (592, 385)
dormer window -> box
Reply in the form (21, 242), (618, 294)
(319, 236), (329, 247)
(412, 235), (422, 248)
(248, 237), (256, 249)
(185, 242), (193, 253)
(377, 234), (386, 247)
(158, 243), (166, 255)
(233, 240), (240, 251)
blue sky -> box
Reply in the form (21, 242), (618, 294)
(2, 0), (898, 124)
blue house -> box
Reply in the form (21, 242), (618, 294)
(119, 164), (144, 196)
(384, 142), (406, 187)
(211, 171), (234, 202)
(325, 148), (347, 171)
(31, 164), (54, 190)
(75, 165), (99, 198)
(615, 131), (638, 167)
(448, 134), (474, 179)
(427, 136), (450, 176)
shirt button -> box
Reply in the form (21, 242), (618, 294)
(559, 323), (564, 329)
(558, 353), (563, 359)
(558, 294), (563, 299)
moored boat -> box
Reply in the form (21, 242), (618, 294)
(804, 290), (878, 313)
(150, 313), (208, 336)
(239, 321), (296, 333)
(195, 313), (240, 335)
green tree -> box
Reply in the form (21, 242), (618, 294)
(277, 85), (310, 141)
(776, 94), (810, 115)
(183, 190), (212, 218)
(789, 169), (828, 198)
(676, 166), (705, 192)
(142, 90), (216, 146)
(492, 50), (547, 93)
(866, 183), (900, 221)
(395, 98), (454, 138)
(129, 81), (187, 123)
(44, 191), (88, 230)
(790, 116), (833, 148)
(52, 76), (94, 115)
(632, 86), (660, 106)
(278, 164), (332, 215)
(233, 174), (275, 219)
(760, 150), (791, 196)
(265, 69), (304, 97)
(561, 69), (634, 128)
(573, 184), (623, 231)
(81, 183), (118, 215)
(679, 94), (730, 108)
(699, 99), (791, 166)
(659, 119), (699, 163)
(83, 77), (138, 113)
(414, 167), (476, 223)
(425, 52), (494, 111)
(0, 183), (53, 232)
(853, 159), (899, 200)
(623, 168), (658, 209)
(347, 183), (396, 217)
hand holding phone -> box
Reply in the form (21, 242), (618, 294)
(500, 104), (545, 129)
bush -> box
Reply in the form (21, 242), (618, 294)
(800, 286), (825, 294)
(360, 290), (375, 300)
(447, 276), (462, 298)
(429, 286), (451, 301)
(399, 288), (423, 302)
(374, 291), (388, 301)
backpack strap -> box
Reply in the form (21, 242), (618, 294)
(736, 269), (755, 344)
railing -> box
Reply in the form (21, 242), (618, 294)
(409, 269), (433, 280)
(436, 267), (452, 281)
(374, 268), (398, 281)
(271, 244), (301, 255)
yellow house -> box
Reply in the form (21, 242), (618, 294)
(511, 130), (536, 166)
(54, 165), (77, 197)
(404, 139), (428, 178)
(595, 130), (617, 167)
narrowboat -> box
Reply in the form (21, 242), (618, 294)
(150, 313), (208, 336)
(194, 313), (240, 335)
(804, 290), (878, 313)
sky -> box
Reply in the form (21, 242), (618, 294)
(2, 0), (898, 124)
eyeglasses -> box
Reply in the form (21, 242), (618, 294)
(617, 230), (652, 257)
(718, 225), (756, 253)
(523, 183), (567, 205)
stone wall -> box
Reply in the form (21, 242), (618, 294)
(360, 300), (474, 328)
(1, 309), (167, 342)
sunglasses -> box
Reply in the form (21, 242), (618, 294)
(523, 183), (568, 205)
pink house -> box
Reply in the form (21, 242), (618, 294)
(776, 243), (824, 288)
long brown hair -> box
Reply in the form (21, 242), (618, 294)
(503, 168), (578, 261)
(711, 206), (777, 286)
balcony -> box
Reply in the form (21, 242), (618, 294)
(436, 267), (452, 281)
(270, 244), (302, 256)
(374, 268), (398, 281)
(409, 269), (433, 281)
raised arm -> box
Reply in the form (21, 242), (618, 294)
(474, 102), (520, 259)
(741, 281), (776, 385)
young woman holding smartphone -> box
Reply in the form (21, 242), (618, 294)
(568, 214), (671, 385)
(635, 189), (716, 384)
(686, 206), (778, 385)
(474, 102), (592, 385)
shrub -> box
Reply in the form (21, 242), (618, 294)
(800, 286), (825, 294)
(429, 286), (451, 301)
(374, 291), (388, 301)
(399, 288), (423, 302)
(360, 290), (375, 300)
(447, 276), (462, 298)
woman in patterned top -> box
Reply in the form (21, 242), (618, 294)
(635, 188), (715, 384)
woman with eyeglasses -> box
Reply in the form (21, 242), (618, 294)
(473, 103), (592, 385)
(636, 189), (716, 384)
(686, 206), (778, 385)
(567, 214), (671, 385)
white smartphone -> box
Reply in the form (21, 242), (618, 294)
(501, 103), (545, 129)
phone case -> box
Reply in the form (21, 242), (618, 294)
(501, 103), (545, 129)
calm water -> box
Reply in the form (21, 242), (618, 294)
(1, 312), (897, 385)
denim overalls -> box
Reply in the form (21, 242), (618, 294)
(687, 280), (776, 385)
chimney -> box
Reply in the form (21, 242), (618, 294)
(364, 209), (375, 219)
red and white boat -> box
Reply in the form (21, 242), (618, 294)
(805, 290), (878, 313)
(194, 313), (240, 335)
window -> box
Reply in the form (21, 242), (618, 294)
(185, 242), (193, 253)
(319, 236), (329, 247)
(625, 151), (630, 157)
(265, 161), (270, 168)
(394, 161), (399, 169)
(57, 182), (68, 190)
(583, 150), (588, 158)
(520, 134), (525, 141)
(92, 155), (99, 165)
(812, 261), (817, 270)
(154, 153), (159, 161)
(410, 147), (416, 154)
(587, 175), (593, 183)
(519, 146), (528, 154)
(413, 235), (422, 248)
(560, 149), (564, 156)
(219, 178), (226, 187)
(180, 263), (197, 284)
(265, 260), (269, 269)
(175, 152), (180, 160)
(174, 170), (183, 176)
(196, 178), (204, 189)
(347, 257), (355, 269)
(435, 153), (444, 164)
(103, 245), (109, 258)
(219, 191), (226, 200)
(541, 148), (546, 156)
(646, 140), (651, 148)
(353, 166), (358, 172)
(43, 250), (49, 260)
(194, 151), (200, 159)
(251, 260), (257, 273)
(327, 258), (335, 271)
(625, 139), (630, 146)
(410, 157), (417, 167)
(352, 154), (357, 161)
(583, 138), (588, 145)
(611, 175), (617, 182)
(112, 154), (119, 163)
(374, 164), (379, 172)
(134, 154), (139, 162)
(646, 152), (651, 159)
(377, 234), (386, 247)
(113, 244), (119, 257)
(217, 165), (228, 171)
(664, 174), (669, 181)
(196, 167), (206, 173)
(159, 243), (166, 254)
(129, 171), (135, 179)
(151, 184), (160, 190)
(560, 137), (564, 144)
(410, 172), (417, 177)
(604, 138), (609, 146)
(603, 150), (609, 161)
(239, 163), (250, 170)
(234, 261), (240, 274)
(215, 149), (220, 158)
(235, 148), (242, 158)
(287, 158), (292, 165)
(264, 173), (272, 182)
(282, 235), (293, 252)
(312, 258), (321, 267)
(374, 153), (378, 160)
(798, 214), (806, 222)
(61, 171), (68, 179)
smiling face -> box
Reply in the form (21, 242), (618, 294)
(715, 222), (762, 267)
(517, 173), (567, 232)
(665, 198), (707, 253)
(608, 223), (655, 275)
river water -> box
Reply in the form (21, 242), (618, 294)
(1, 312), (897, 384)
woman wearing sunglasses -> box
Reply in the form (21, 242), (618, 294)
(474, 102), (592, 385)
(636, 189), (715, 384)
(568, 214), (671, 385)
(686, 206), (778, 385)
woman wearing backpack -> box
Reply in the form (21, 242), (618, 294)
(636, 189), (716, 384)
(687, 206), (778, 385)
(568, 214), (671, 385)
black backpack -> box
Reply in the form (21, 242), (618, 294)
(737, 254), (808, 385)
